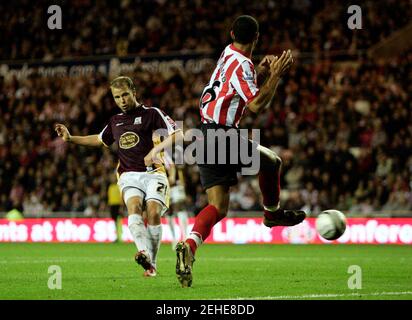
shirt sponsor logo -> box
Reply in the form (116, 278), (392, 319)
(134, 117), (142, 125)
(119, 132), (140, 149)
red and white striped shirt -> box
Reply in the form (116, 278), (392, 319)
(199, 44), (259, 128)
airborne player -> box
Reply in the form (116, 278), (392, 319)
(55, 76), (183, 277)
(175, 16), (306, 287)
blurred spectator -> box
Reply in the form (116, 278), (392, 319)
(23, 192), (44, 218)
(1, 48), (411, 216)
(0, 1), (411, 61)
(230, 179), (262, 211)
(107, 174), (123, 241)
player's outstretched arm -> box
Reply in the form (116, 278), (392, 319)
(54, 123), (103, 147)
(248, 50), (293, 114)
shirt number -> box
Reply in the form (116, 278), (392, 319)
(156, 182), (167, 195)
(200, 80), (221, 109)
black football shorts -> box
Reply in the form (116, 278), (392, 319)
(197, 123), (260, 190)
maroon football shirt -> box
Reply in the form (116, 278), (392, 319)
(98, 104), (178, 175)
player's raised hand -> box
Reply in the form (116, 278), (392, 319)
(269, 50), (294, 78)
(258, 55), (277, 70)
(54, 123), (71, 142)
(257, 55), (276, 80)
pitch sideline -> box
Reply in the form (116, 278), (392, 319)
(229, 291), (412, 300)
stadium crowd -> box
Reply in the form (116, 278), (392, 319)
(1, 0), (411, 61)
(1, 48), (411, 217)
(0, 0), (411, 217)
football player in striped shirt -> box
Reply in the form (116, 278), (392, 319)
(175, 15), (306, 287)
(55, 76), (183, 277)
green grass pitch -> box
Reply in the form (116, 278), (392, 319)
(0, 243), (411, 300)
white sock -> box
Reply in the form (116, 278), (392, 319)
(177, 211), (188, 239)
(147, 224), (162, 268)
(187, 231), (202, 248)
(166, 216), (177, 241)
(263, 203), (280, 212)
(128, 214), (149, 255)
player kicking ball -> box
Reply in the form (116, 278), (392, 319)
(55, 76), (183, 277)
(175, 16), (306, 287)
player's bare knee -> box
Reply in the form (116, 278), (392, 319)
(259, 145), (282, 167)
(216, 205), (228, 218)
(208, 199), (229, 217)
(146, 202), (162, 225)
(206, 186), (230, 217)
(262, 154), (282, 171)
(268, 151), (281, 166)
(127, 200), (143, 215)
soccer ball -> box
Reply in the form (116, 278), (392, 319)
(315, 209), (347, 240)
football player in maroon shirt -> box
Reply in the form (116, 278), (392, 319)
(55, 76), (183, 277)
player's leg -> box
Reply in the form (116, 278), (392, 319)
(110, 205), (122, 242)
(145, 200), (163, 274)
(257, 144), (306, 227)
(166, 208), (178, 250)
(176, 203), (189, 240)
(170, 185), (187, 245)
(125, 194), (147, 251)
(175, 123), (236, 287)
(257, 145), (282, 211)
(124, 191), (153, 272)
(185, 184), (229, 255)
(116, 213), (123, 242)
(176, 184), (230, 288)
(118, 172), (154, 273)
(143, 173), (170, 276)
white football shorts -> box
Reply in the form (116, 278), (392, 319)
(118, 171), (170, 215)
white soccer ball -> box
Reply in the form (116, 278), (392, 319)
(315, 209), (347, 240)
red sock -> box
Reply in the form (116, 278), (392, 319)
(186, 204), (222, 255)
(258, 163), (281, 210)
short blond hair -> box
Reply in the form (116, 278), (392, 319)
(110, 76), (136, 92)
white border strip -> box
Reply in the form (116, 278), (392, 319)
(229, 291), (412, 300)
